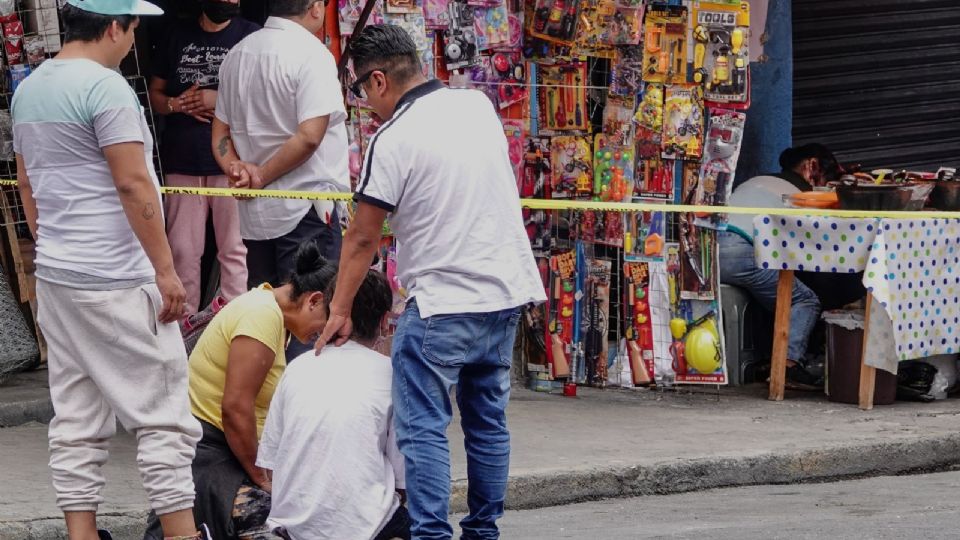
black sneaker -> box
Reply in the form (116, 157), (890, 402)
(786, 364), (824, 391)
(98, 532), (113, 540)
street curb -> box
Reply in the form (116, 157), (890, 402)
(0, 397), (53, 427)
(6, 433), (960, 539)
(491, 432), (960, 511)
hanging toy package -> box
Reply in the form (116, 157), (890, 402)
(634, 83), (664, 159)
(550, 136), (593, 198)
(602, 94), (636, 147)
(692, 1), (751, 106)
(548, 250), (578, 379)
(610, 45), (643, 97)
(529, 0), (583, 44)
(474, 1), (511, 49)
(636, 157), (674, 200)
(444, 0), (480, 69)
(661, 84), (704, 160)
(583, 258), (612, 386)
(503, 119), (526, 189)
(624, 210), (665, 262)
(694, 108), (746, 229)
(490, 50), (527, 109)
(623, 261), (655, 386)
(641, 3), (687, 85)
(593, 134), (634, 202)
(538, 62), (589, 132)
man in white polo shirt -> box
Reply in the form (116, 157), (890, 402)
(318, 25), (546, 540)
(212, 0), (347, 355)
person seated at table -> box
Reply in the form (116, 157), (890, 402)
(145, 241), (338, 540)
(257, 269), (409, 540)
(720, 144), (844, 389)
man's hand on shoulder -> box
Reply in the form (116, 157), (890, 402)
(315, 304), (353, 354)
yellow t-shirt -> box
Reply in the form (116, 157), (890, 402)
(188, 284), (287, 438)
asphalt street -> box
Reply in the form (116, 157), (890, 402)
(456, 470), (960, 539)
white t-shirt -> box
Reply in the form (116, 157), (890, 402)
(726, 175), (803, 238)
(355, 80), (547, 318)
(215, 16), (348, 241)
(12, 59), (159, 286)
(257, 341), (405, 540)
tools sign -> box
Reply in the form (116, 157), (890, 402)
(691, 1), (750, 105)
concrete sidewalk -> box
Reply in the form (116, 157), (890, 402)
(4, 371), (960, 539)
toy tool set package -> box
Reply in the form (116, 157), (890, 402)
(530, 0), (583, 44)
(642, 4), (687, 85)
(339, 0), (753, 389)
(692, 1), (750, 105)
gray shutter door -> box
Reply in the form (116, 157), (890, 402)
(793, 0), (960, 171)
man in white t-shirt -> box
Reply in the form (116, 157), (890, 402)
(12, 0), (204, 538)
(212, 0), (348, 352)
(258, 270), (409, 540)
(721, 143), (842, 389)
(318, 25), (546, 540)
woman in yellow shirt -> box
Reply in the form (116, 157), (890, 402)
(147, 241), (337, 540)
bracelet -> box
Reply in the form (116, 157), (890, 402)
(166, 97), (177, 114)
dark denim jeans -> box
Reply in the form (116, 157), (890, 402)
(718, 231), (820, 362)
(392, 299), (520, 540)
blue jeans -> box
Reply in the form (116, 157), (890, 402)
(392, 299), (520, 540)
(719, 232), (820, 362)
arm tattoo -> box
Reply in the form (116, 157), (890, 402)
(142, 202), (156, 220)
(218, 136), (231, 157)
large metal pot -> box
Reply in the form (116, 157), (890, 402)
(836, 184), (912, 211)
(929, 181), (960, 211)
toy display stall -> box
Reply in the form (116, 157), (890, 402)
(338, 0), (753, 391)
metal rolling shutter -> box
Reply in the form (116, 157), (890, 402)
(793, 0), (960, 171)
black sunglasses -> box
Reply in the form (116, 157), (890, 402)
(349, 67), (388, 99)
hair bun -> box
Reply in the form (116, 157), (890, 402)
(295, 241), (328, 276)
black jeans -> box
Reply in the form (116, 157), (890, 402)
(374, 505), (412, 540)
(244, 206), (341, 289)
(244, 206), (341, 361)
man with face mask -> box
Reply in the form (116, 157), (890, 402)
(720, 144), (850, 390)
(12, 0), (210, 538)
(148, 0), (258, 316)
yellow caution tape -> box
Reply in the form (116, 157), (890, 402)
(3, 179), (960, 219)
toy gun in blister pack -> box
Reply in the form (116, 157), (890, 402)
(625, 276), (652, 385)
(679, 173), (706, 286)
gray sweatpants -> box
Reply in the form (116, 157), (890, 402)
(36, 280), (202, 514)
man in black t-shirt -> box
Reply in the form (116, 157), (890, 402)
(149, 0), (259, 315)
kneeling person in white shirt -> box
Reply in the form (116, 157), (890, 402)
(257, 270), (409, 540)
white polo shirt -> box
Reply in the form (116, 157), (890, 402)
(215, 16), (348, 241)
(355, 80), (547, 317)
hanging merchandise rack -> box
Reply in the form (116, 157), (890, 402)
(338, 0), (753, 391)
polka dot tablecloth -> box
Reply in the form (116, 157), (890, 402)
(753, 215), (960, 374)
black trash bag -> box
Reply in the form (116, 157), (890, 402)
(896, 360), (939, 402)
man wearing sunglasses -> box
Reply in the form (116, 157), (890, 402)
(319, 25), (546, 540)
(212, 0), (346, 360)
